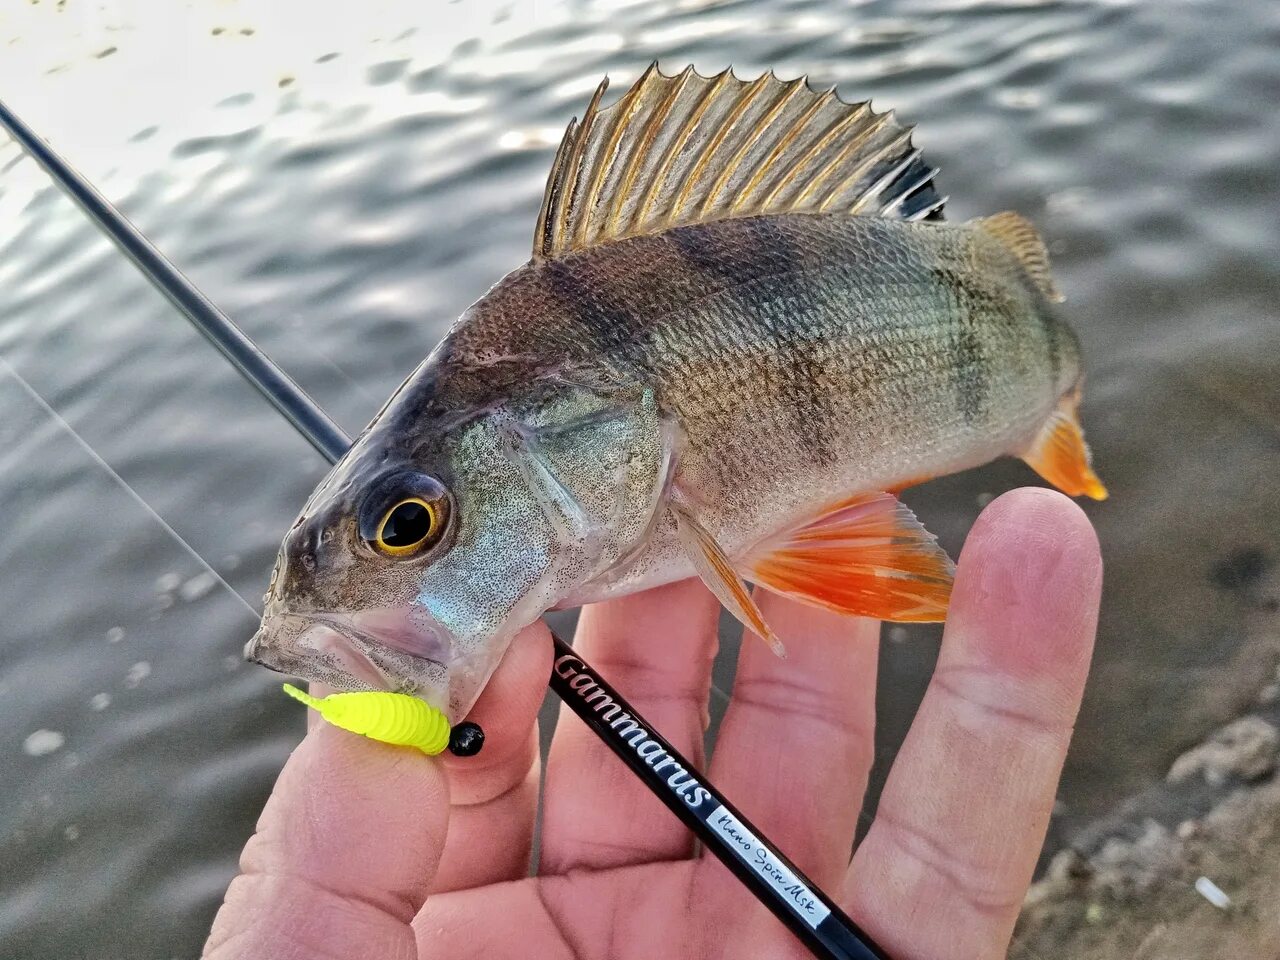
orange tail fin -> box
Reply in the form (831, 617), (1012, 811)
(1022, 399), (1108, 500)
(747, 492), (955, 623)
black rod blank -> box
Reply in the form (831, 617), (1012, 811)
(0, 97), (890, 960)
(0, 99), (350, 464)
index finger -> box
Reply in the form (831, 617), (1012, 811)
(203, 722), (449, 960)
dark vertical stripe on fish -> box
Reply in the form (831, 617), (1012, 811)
(1037, 302), (1062, 387)
(671, 218), (842, 465)
(932, 266), (989, 425)
(541, 257), (647, 368)
(954, 320), (986, 425)
(666, 216), (800, 290)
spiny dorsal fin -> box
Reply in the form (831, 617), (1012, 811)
(973, 211), (1064, 302)
(533, 63), (945, 260)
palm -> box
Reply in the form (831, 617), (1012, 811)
(205, 490), (1101, 960)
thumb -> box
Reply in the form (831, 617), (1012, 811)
(203, 720), (449, 959)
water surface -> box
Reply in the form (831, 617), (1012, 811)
(1, 1), (1277, 956)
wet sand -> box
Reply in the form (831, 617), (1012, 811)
(1015, 662), (1280, 959)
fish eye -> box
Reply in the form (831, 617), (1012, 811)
(360, 472), (451, 559)
(376, 498), (438, 555)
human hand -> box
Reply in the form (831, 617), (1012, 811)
(203, 487), (1101, 960)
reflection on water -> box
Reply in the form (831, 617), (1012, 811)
(1, 0), (1278, 956)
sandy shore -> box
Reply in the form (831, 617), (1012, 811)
(1013, 673), (1280, 959)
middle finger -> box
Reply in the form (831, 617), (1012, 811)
(540, 577), (722, 873)
(709, 591), (879, 889)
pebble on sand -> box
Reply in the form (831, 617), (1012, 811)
(154, 572), (181, 594)
(124, 661), (152, 688)
(1167, 716), (1279, 786)
(179, 571), (218, 602)
(1194, 876), (1232, 910)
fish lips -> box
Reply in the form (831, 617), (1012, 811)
(245, 606), (454, 713)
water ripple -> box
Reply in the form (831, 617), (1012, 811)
(0, 0), (1277, 956)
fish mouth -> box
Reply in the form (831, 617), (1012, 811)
(245, 606), (453, 711)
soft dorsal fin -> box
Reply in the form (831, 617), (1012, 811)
(973, 211), (1064, 302)
(533, 63), (945, 260)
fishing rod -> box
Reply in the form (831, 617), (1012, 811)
(0, 102), (349, 465)
(0, 98), (891, 960)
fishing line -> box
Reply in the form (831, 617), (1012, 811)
(1, 96), (892, 960)
(284, 328), (384, 412)
(0, 351), (261, 625)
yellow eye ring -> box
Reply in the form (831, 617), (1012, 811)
(375, 497), (439, 557)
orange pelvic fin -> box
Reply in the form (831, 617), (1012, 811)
(671, 503), (787, 657)
(1021, 399), (1108, 500)
(746, 492), (955, 623)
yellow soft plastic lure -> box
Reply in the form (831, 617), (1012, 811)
(282, 683), (451, 755)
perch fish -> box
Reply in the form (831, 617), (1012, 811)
(247, 65), (1107, 722)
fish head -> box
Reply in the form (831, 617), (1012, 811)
(247, 375), (672, 723)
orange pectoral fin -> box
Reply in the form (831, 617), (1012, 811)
(671, 503), (787, 657)
(1021, 401), (1108, 501)
(747, 492), (955, 623)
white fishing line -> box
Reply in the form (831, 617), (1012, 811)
(0, 351), (262, 624)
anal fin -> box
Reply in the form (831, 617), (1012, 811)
(747, 492), (955, 623)
(1021, 399), (1108, 500)
(671, 503), (787, 657)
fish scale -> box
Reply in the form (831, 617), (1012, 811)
(459, 215), (1045, 499)
(249, 66), (1105, 723)
(407, 209), (1075, 634)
